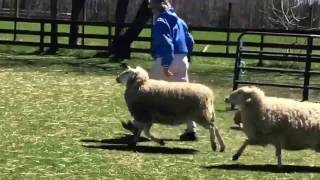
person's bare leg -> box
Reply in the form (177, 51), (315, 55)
(180, 121), (197, 141)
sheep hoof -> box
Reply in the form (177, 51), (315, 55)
(220, 146), (226, 152)
(121, 121), (135, 133)
(232, 154), (240, 161)
(211, 144), (217, 151)
(158, 140), (165, 146)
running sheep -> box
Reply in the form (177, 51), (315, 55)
(226, 86), (320, 167)
(116, 65), (225, 152)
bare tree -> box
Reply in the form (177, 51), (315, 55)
(46, 0), (58, 54)
(96, 0), (151, 60)
(266, 0), (307, 30)
(69, 0), (85, 46)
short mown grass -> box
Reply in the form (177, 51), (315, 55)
(1, 51), (320, 179)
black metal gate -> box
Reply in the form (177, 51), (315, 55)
(233, 31), (320, 101)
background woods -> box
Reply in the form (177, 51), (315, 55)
(0, 0), (319, 29)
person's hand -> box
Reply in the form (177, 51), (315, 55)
(163, 68), (174, 77)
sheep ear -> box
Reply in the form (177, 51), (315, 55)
(245, 98), (252, 104)
(135, 66), (143, 71)
(120, 63), (130, 70)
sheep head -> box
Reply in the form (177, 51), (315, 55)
(116, 66), (149, 86)
(226, 86), (265, 109)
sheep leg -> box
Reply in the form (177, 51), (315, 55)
(143, 123), (165, 146)
(128, 128), (142, 148)
(214, 127), (226, 152)
(209, 126), (217, 151)
(128, 121), (145, 148)
(275, 143), (282, 168)
(232, 139), (249, 161)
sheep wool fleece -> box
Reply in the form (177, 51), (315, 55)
(150, 54), (196, 133)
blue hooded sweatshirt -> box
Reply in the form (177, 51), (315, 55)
(151, 8), (194, 68)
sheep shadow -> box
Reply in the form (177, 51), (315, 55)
(81, 134), (198, 155)
(81, 134), (150, 144)
(203, 164), (320, 173)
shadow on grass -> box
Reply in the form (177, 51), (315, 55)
(81, 134), (150, 144)
(0, 56), (122, 74)
(203, 164), (320, 173)
(81, 134), (198, 155)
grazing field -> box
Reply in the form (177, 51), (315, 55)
(1, 51), (320, 179)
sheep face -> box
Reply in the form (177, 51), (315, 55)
(227, 86), (264, 108)
(116, 66), (149, 85)
(116, 67), (136, 84)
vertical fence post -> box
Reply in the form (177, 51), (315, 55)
(231, 36), (243, 110)
(81, 0), (86, 46)
(257, 34), (264, 66)
(108, 24), (112, 49)
(233, 39), (243, 91)
(13, 0), (19, 41)
(226, 3), (232, 55)
(39, 21), (45, 52)
(303, 36), (313, 101)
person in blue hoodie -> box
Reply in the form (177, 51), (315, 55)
(149, 0), (197, 140)
(122, 0), (196, 141)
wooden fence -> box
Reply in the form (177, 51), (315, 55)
(0, 0), (319, 28)
(1, 17), (320, 58)
(1, 17), (320, 100)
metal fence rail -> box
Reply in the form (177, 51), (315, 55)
(233, 31), (320, 101)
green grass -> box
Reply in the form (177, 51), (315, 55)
(1, 21), (320, 179)
(1, 51), (320, 179)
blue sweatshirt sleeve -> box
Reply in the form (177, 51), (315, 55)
(186, 31), (194, 54)
(152, 19), (174, 68)
(183, 23), (194, 54)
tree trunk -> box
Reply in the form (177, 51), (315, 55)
(47, 0), (58, 54)
(115, 0), (129, 38)
(69, 0), (85, 46)
(109, 0), (151, 59)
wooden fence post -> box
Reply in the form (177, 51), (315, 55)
(39, 21), (45, 52)
(108, 24), (112, 48)
(226, 3), (232, 55)
(13, 0), (19, 41)
(257, 34), (265, 66)
(303, 36), (313, 101)
(81, 0), (86, 46)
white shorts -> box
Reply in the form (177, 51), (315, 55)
(150, 54), (189, 82)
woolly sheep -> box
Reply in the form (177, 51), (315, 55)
(226, 86), (320, 167)
(116, 65), (225, 152)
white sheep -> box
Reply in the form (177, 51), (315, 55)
(226, 86), (320, 167)
(116, 65), (225, 152)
